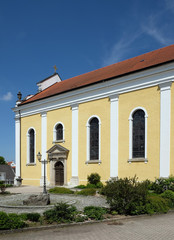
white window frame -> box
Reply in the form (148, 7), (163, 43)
(128, 107), (148, 163)
(27, 127), (36, 165)
(53, 122), (65, 143)
(86, 115), (101, 164)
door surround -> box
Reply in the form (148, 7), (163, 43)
(47, 144), (69, 186)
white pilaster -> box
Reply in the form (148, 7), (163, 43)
(15, 112), (21, 180)
(110, 95), (119, 178)
(70, 104), (79, 186)
(159, 82), (171, 177)
(41, 112), (47, 182)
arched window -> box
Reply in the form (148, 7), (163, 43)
(132, 110), (145, 158)
(53, 122), (65, 142)
(56, 124), (63, 141)
(28, 128), (35, 163)
(129, 107), (148, 161)
(89, 117), (99, 160)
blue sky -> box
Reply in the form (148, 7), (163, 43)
(0, 0), (174, 162)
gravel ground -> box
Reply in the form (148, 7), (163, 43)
(0, 192), (109, 214)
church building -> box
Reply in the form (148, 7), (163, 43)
(13, 44), (174, 186)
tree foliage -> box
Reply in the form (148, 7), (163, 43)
(0, 156), (7, 165)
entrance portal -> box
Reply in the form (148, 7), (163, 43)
(55, 161), (64, 186)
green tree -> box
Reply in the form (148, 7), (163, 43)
(0, 156), (7, 165)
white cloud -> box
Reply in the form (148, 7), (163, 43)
(0, 92), (13, 101)
(142, 13), (173, 46)
(101, 31), (143, 67)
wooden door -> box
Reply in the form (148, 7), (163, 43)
(55, 161), (64, 186)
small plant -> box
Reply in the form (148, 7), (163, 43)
(74, 213), (88, 222)
(43, 202), (77, 223)
(87, 173), (101, 185)
(49, 187), (74, 194)
(77, 188), (96, 196)
(0, 212), (27, 230)
(84, 206), (107, 220)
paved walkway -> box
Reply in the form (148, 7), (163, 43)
(7, 185), (44, 194)
(1, 212), (174, 239)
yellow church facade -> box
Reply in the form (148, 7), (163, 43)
(13, 44), (174, 186)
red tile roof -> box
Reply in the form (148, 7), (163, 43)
(21, 44), (174, 105)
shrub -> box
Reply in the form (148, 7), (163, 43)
(96, 182), (103, 188)
(49, 187), (74, 194)
(20, 213), (41, 222)
(86, 183), (96, 189)
(145, 195), (169, 214)
(74, 185), (86, 189)
(0, 184), (6, 194)
(0, 212), (27, 230)
(87, 173), (101, 185)
(149, 176), (174, 194)
(77, 188), (96, 196)
(74, 213), (88, 222)
(84, 206), (107, 220)
(43, 202), (77, 223)
(161, 190), (174, 207)
(102, 176), (149, 215)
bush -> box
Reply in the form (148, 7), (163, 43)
(0, 212), (27, 230)
(96, 182), (103, 188)
(84, 206), (107, 220)
(49, 187), (74, 194)
(0, 184), (6, 194)
(20, 213), (41, 222)
(161, 190), (174, 207)
(145, 195), (169, 214)
(102, 176), (149, 215)
(86, 183), (96, 189)
(43, 202), (77, 223)
(87, 173), (101, 185)
(149, 176), (174, 194)
(74, 185), (86, 189)
(77, 188), (96, 196)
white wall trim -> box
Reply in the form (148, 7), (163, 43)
(159, 82), (172, 177)
(15, 113), (21, 178)
(26, 127), (36, 164)
(71, 104), (79, 178)
(41, 112), (47, 178)
(129, 107), (148, 160)
(86, 115), (101, 162)
(109, 95), (119, 178)
(53, 121), (65, 142)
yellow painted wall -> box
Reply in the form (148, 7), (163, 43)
(47, 107), (72, 183)
(78, 98), (110, 184)
(119, 86), (160, 181)
(21, 114), (41, 185)
(170, 83), (174, 175)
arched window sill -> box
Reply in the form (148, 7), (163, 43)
(53, 140), (65, 144)
(128, 158), (148, 164)
(85, 160), (101, 165)
(26, 163), (36, 166)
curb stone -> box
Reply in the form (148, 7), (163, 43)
(0, 212), (171, 235)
